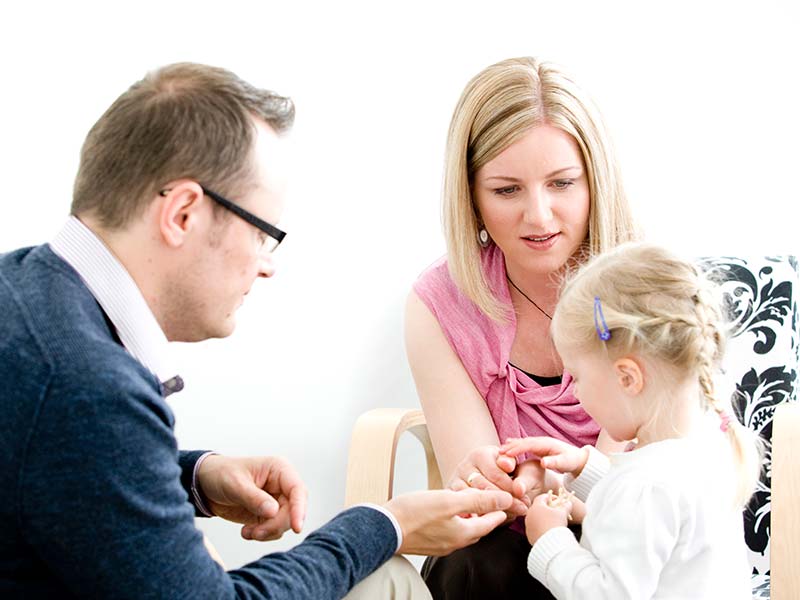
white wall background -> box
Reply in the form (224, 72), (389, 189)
(2, 0), (798, 569)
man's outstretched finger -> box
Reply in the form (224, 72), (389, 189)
(457, 509), (509, 541)
(451, 488), (513, 516)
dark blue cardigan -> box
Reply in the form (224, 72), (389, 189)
(0, 244), (396, 598)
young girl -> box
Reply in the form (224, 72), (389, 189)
(500, 242), (760, 599)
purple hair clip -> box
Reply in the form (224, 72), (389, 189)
(593, 296), (611, 341)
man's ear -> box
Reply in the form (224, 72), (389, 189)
(156, 182), (205, 248)
(613, 357), (644, 396)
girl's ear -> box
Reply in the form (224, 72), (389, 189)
(613, 357), (644, 396)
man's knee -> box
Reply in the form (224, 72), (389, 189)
(344, 556), (431, 600)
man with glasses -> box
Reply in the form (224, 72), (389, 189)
(0, 63), (513, 598)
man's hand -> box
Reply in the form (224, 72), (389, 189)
(196, 455), (308, 541)
(384, 488), (513, 555)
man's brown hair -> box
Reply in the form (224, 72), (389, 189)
(71, 62), (294, 229)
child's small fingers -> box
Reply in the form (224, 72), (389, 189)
(541, 455), (572, 473)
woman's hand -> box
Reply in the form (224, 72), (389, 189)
(524, 492), (573, 545)
(511, 459), (547, 505)
(448, 445), (528, 518)
(500, 436), (589, 479)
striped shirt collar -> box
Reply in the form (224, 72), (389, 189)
(49, 216), (181, 393)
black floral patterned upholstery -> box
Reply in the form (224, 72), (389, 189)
(698, 256), (799, 599)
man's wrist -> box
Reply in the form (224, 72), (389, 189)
(354, 503), (403, 553)
(192, 451), (217, 518)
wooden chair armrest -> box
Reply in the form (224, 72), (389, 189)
(344, 408), (442, 507)
(770, 401), (800, 600)
(203, 534), (225, 568)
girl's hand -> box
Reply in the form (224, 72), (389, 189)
(525, 492), (573, 545)
(500, 436), (589, 479)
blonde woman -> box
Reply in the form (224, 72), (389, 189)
(501, 243), (758, 598)
(405, 57), (639, 597)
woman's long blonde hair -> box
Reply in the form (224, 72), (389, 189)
(552, 242), (761, 507)
(443, 57), (639, 321)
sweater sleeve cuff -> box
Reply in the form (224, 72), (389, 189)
(527, 526), (579, 584)
(353, 503), (402, 553)
(564, 445), (609, 503)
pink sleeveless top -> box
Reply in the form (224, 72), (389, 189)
(413, 244), (600, 448)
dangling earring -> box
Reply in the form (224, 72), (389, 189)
(478, 227), (490, 248)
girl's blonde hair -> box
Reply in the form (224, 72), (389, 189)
(552, 242), (761, 507)
(443, 57), (640, 321)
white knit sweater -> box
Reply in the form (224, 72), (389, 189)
(528, 423), (753, 599)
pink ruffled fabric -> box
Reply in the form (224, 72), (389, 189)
(413, 244), (599, 448)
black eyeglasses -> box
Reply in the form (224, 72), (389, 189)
(160, 186), (286, 253)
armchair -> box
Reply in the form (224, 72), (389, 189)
(345, 255), (800, 600)
(204, 534), (225, 568)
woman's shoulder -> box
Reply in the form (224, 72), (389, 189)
(412, 255), (466, 311)
(413, 245), (507, 303)
(411, 251), (511, 352)
(414, 254), (451, 287)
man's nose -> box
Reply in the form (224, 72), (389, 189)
(258, 252), (276, 278)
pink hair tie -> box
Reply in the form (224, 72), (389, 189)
(719, 412), (732, 433)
